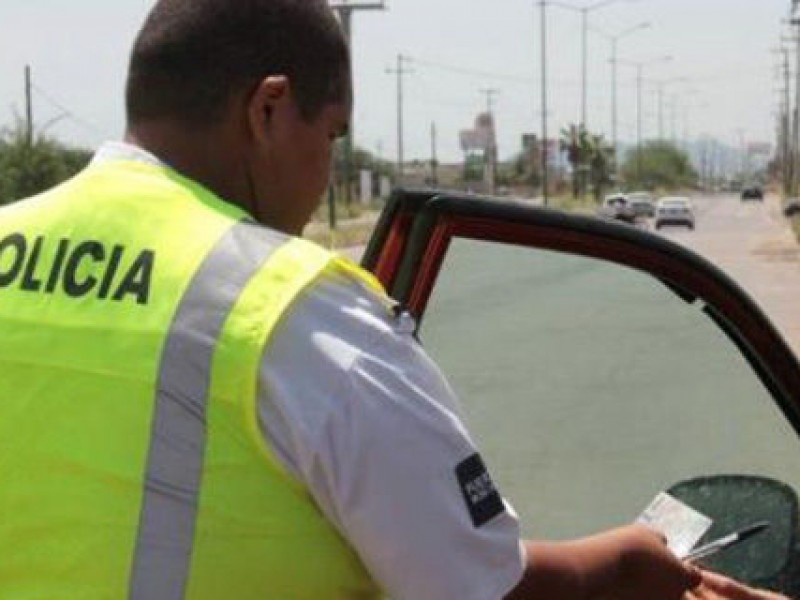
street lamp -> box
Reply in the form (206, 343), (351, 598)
(618, 55), (673, 182)
(592, 21), (650, 173)
(653, 77), (688, 140)
(539, 0), (549, 205)
(548, 0), (641, 130)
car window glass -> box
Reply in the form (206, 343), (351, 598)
(419, 238), (800, 540)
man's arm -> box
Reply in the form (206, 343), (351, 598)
(506, 524), (701, 600)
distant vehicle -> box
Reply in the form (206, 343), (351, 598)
(627, 191), (656, 218)
(741, 187), (764, 202)
(655, 196), (695, 230)
(598, 193), (637, 224)
(784, 198), (800, 218)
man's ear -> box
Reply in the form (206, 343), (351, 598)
(247, 75), (290, 143)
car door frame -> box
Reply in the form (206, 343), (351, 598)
(364, 190), (800, 435)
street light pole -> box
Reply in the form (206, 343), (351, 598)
(618, 55), (672, 183)
(637, 64), (643, 180)
(582, 8), (589, 127)
(654, 77), (688, 140)
(791, 17), (800, 195)
(550, 0), (640, 130)
(594, 22), (650, 175)
(480, 88), (501, 194)
(540, 0), (549, 205)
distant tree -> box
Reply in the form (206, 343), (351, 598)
(0, 123), (91, 205)
(331, 140), (395, 201)
(560, 124), (590, 198)
(621, 141), (698, 190)
(462, 153), (484, 182)
(588, 134), (614, 202)
(559, 124), (615, 201)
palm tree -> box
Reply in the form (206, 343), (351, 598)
(560, 124), (581, 199)
(560, 124), (594, 199)
(588, 134), (614, 202)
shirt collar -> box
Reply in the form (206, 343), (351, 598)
(91, 141), (165, 167)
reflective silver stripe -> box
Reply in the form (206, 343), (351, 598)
(129, 220), (286, 600)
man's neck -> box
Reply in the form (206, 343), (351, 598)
(124, 121), (256, 217)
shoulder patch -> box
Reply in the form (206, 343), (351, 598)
(456, 453), (505, 528)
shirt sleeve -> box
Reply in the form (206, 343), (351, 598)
(257, 265), (525, 600)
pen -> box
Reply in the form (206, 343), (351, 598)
(685, 521), (770, 563)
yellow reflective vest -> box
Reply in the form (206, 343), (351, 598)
(0, 158), (383, 599)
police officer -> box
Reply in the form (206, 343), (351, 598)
(0, 1), (788, 599)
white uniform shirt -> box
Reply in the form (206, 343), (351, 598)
(94, 142), (526, 600)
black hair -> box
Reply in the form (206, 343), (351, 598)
(125, 0), (350, 126)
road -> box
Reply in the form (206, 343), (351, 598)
(655, 193), (800, 356)
(406, 196), (800, 541)
(341, 194), (800, 540)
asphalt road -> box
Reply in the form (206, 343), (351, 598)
(412, 199), (800, 541)
(344, 195), (800, 540)
(655, 193), (800, 356)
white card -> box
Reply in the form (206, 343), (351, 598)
(637, 492), (713, 558)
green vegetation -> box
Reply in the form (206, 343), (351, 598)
(0, 123), (92, 206)
(620, 140), (697, 191)
(559, 124), (614, 202)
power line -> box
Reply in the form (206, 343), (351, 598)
(30, 82), (103, 136)
(409, 56), (535, 85)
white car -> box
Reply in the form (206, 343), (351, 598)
(627, 191), (656, 218)
(655, 196), (695, 230)
(598, 193), (636, 223)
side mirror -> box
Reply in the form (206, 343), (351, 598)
(667, 475), (798, 591)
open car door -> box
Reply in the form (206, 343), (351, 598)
(363, 190), (800, 594)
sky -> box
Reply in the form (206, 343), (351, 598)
(0, 0), (792, 163)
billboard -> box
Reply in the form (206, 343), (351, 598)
(460, 112), (496, 153)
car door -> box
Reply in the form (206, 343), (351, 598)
(363, 190), (800, 594)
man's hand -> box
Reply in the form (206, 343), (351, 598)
(596, 524), (702, 600)
(685, 570), (792, 600)
(506, 523), (702, 600)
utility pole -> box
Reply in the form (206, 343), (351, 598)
(25, 65), (33, 146)
(430, 122), (438, 186)
(330, 1), (385, 205)
(792, 17), (800, 195)
(782, 47), (793, 195)
(636, 64), (643, 181)
(480, 88), (500, 193)
(611, 38), (619, 168)
(540, 0), (549, 206)
(736, 128), (747, 182)
(387, 54), (412, 183)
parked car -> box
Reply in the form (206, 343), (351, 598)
(598, 193), (637, 224)
(363, 189), (800, 595)
(627, 191), (656, 218)
(655, 196), (695, 230)
(741, 187), (764, 202)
